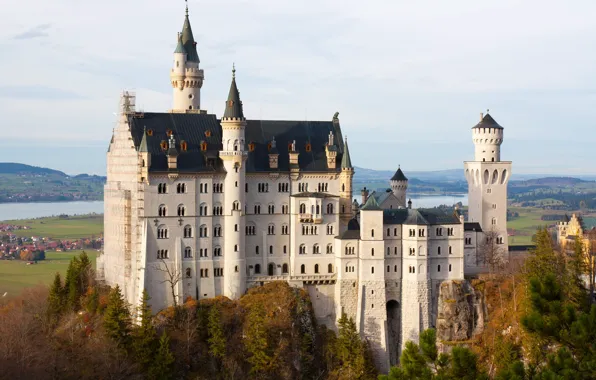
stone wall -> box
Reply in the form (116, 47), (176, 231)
(358, 280), (389, 374)
(337, 280), (358, 320)
(305, 284), (337, 330)
(400, 279), (431, 348)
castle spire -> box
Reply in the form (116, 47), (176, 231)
(341, 137), (352, 169)
(223, 65), (244, 120)
(139, 126), (148, 152)
(180, 1), (199, 62)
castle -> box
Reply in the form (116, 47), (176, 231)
(98, 5), (511, 372)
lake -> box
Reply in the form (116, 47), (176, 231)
(0, 201), (104, 221)
(0, 195), (467, 221)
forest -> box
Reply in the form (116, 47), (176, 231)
(1, 232), (595, 379)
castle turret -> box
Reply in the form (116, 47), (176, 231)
(464, 112), (512, 264)
(390, 166), (408, 207)
(339, 135), (354, 229)
(170, 4), (204, 112)
(220, 66), (247, 299)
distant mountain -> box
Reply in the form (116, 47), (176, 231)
(0, 163), (105, 203)
(0, 163), (67, 177)
(354, 167), (464, 182)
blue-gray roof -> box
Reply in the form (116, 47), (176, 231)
(127, 113), (349, 174)
(341, 139), (352, 169)
(473, 113), (503, 129)
(181, 10), (200, 62)
(391, 167), (407, 181)
(223, 70), (244, 120)
(383, 208), (461, 225)
(361, 195), (381, 211)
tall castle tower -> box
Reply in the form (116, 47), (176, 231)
(170, 4), (204, 112)
(220, 67), (247, 299)
(464, 113), (512, 256)
(390, 166), (408, 207)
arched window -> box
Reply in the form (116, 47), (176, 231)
(328, 263), (333, 273)
(327, 243), (333, 254)
(199, 225), (207, 237)
(300, 203), (306, 214)
(184, 247), (192, 258)
(449, 264), (452, 272)
(268, 224), (275, 235)
(314, 264), (319, 274)
(233, 201), (240, 211)
(183, 225), (192, 238)
(371, 229), (374, 238)
(157, 225), (168, 239)
(177, 204), (185, 217)
(327, 203), (334, 214)
(185, 268), (192, 278)
(301, 264), (306, 274)
(268, 263), (275, 276)
(299, 244), (306, 254)
(255, 264), (261, 274)
(282, 263), (288, 274)
(313, 244), (320, 254)
(269, 245), (273, 254)
(157, 249), (168, 259)
(158, 204), (167, 217)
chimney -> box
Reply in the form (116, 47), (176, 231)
(268, 137), (279, 169)
(480, 112), (484, 121)
(167, 135), (178, 170)
(361, 187), (369, 204)
(408, 198), (412, 209)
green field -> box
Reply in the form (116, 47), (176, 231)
(508, 207), (572, 245)
(3, 214), (103, 239)
(0, 250), (97, 296)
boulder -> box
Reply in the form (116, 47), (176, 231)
(436, 280), (486, 342)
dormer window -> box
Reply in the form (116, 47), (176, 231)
(200, 141), (207, 151)
(180, 141), (188, 151)
(160, 140), (167, 151)
(146, 129), (153, 136)
(166, 129), (173, 137)
(248, 142), (255, 152)
(305, 143), (312, 152)
(205, 130), (211, 137)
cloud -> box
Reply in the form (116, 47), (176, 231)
(13, 23), (51, 40)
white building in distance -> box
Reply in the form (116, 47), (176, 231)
(98, 5), (511, 373)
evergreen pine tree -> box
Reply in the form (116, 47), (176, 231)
(334, 313), (370, 378)
(207, 305), (226, 362)
(47, 272), (65, 321)
(103, 285), (131, 349)
(78, 251), (92, 294)
(64, 256), (81, 310)
(149, 331), (175, 380)
(244, 304), (272, 376)
(132, 290), (158, 370)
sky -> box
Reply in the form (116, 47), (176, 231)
(0, 0), (595, 176)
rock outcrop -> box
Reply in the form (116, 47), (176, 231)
(436, 280), (486, 343)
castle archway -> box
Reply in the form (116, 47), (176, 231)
(386, 300), (400, 366)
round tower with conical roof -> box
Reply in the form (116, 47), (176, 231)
(170, 4), (204, 112)
(339, 135), (354, 230)
(464, 112), (512, 266)
(220, 66), (247, 299)
(390, 166), (408, 207)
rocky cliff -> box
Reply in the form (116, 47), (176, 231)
(436, 280), (486, 343)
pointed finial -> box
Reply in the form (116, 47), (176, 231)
(185, 0), (189, 16)
(398, 164), (400, 169)
(486, 108), (490, 114)
(232, 63), (236, 79)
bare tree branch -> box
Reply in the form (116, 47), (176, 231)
(153, 259), (182, 307)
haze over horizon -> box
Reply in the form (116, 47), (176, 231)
(1, 0), (595, 175)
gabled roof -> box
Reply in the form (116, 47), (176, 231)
(138, 127), (148, 152)
(223, 68), (244, 119)
(391, 167), (407, 181)
(370, 190), (395, 206)
(361, 195), (381, 211)
(341, 138), (352, 169)
(473, 113), (503, 129)
(180, 7), (200, 62)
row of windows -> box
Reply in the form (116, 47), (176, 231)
(299, 244), (334, 254)
(298, 263), (333, 274)
(435, 228), (455, 236)
(298, 203), (334, 215)
(407, 264), (453, 274)
(302, 225), (318, 235)
(317, 183), (329, 192)
(158, 183), (223, 194)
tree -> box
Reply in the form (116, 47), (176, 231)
(148, 331), (175, 380)
(244, 304), (273, 376)
(207, 305), (226, 366)
(47, 272), (65, 322)
(478, 228), (507, 275)
(64, 256), (81, 310)
(132, 290), (157, 371)
(19, 249), (33, 261)
(103, 285), (131, 349)
(334, 313), (374, 379)
(154, 259), (182, 308)
(380, 329), (487, 380)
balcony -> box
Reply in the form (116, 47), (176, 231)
(299, 213), (323, 224)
